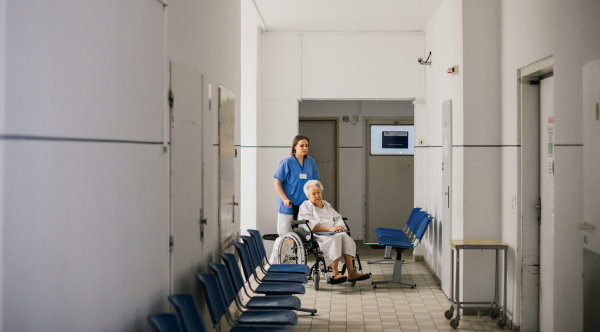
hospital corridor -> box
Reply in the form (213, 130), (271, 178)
(0, 0), (599, 331)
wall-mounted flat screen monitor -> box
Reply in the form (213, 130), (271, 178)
(370, 125), (414, 155)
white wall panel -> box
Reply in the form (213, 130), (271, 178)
(5, 0), (164, 141)
(256, 148), (291, 233)
(257, 99), (299, 145)
(418, 0), (463, 298)
(339, 148), (364, 239)
(261, 34), (301, 100)
(301, 33), (424, 99)
(3, 141), (169, 331)
(500, 0), (600, 328)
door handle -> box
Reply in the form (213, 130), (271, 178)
(535, 204), (541, 209)
(444, 191), (449, 196)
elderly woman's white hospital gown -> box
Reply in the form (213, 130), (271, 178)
(298, 200), (356, 267)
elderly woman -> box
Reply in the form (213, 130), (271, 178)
(298, 180), (370, 284)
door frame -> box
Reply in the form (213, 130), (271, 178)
(362, 116), (414, 243)
(299, 117), (340, 210)
(517, 55), (553, 331)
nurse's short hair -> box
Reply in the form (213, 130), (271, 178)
(304, 180), (324, 196)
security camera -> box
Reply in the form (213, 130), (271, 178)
(418, 52), (432, 66)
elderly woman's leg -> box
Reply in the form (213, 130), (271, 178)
(340, 234), (370, 282)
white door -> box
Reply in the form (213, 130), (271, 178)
(169, 60), (204, 298)
(582, 59), (600, 331)
(441, 100), (452, 296)
(218, 86), (237, 252)
(539, 76), (554, 331)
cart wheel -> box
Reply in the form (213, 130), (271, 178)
(349, 281), (356, 287)
(497, 318), (506, 329)
(444, 310), (453, 319)
(450, 318), (460, 329)
(313, 271), (320, 291)
(490, 308), (499, 319)
(372, 282), (377, 289)
(411, 285), (416, 289)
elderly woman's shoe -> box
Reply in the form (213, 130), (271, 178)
(349, 271), (371, 282)
(328, 274), (347, 284)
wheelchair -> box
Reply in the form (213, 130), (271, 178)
(276, 217), (365, 291)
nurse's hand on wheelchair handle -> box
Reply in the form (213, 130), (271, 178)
(284, 199), (291, 207)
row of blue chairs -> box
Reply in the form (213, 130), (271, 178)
(147, 230), (317, 332)
(367, 207), (433, 289)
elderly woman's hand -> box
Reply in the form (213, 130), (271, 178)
(330, 226), (345, 233)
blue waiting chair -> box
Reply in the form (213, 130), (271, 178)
(232, 241), (305, 296)
(219, 253), (308, 312)
(240, 235), (308, 283)
(372, 216), (434, 289)
(376, 212), (428, 244)
(209, 262), (301, 324)
(244, 230), (310, 275)
(368, 209), (427, 264)
(196, 273), (296, 331)
(148, 313), (184, 332)
(375, 207), (422, 236)
(167, 294), (208, 332)
(376, 210), (427, 239)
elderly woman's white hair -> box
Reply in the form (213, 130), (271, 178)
(303, 180), (324, 196)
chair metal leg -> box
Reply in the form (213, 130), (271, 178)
(372, 248), (416, 288)
(368, 246), (394, 264)
(297, 307), (317, 315)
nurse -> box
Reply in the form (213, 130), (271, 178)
(269, 135), (319, 264)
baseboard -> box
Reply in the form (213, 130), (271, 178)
(419, 256), (442, 286)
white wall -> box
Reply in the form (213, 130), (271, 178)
(251, 31), (425, 238)
(0, 0), (6, 329)
(500, 0), (600, 330)
(415, 0), (464, 296)
(299, 100), (414, 240)
(240, 1), (263, 234)
(416, 0), (502, 304)
(302, 33), (424, 99)
(419, 0), (600, 329)
(167, 0), (242, 244)
(1, 0), (241, 330)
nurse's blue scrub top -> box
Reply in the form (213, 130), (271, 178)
(274, 156), (319, 215)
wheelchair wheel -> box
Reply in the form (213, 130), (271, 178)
(277, 232), (306, 265)
(313, 270), (320, 291)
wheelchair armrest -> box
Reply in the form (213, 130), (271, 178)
(291, 220), (309, 227)
(291, 220), (313, 241)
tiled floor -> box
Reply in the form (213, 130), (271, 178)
(291, 243), (507, 332)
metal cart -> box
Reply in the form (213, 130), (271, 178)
(445, 239), (508, 329)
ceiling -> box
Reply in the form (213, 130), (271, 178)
(251, 0), (444, 32)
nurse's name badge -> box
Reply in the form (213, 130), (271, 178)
(299, 173), (307, 179)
